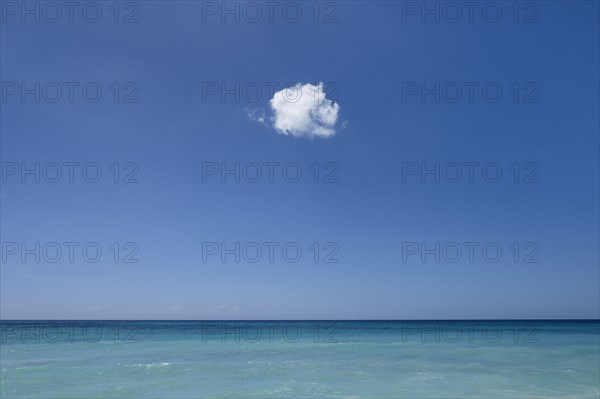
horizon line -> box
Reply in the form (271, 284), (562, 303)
(1, 318), (599, 322)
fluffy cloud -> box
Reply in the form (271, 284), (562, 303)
(247, 82), (340, 138)
(270, 82), (340, 138)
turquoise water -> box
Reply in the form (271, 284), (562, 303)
(1, 321), (598, 398)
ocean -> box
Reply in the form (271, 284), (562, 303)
(1, 320), (598, 398)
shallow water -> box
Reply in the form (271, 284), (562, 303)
(1, 321), (598, 398)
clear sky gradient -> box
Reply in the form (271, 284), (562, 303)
(1, 1), (599, 319)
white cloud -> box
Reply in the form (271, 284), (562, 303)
(248, 82), (341, 139)
(245, 108), (267, 125)
(270, 82), (340, 138)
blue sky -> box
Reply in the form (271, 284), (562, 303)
(1, 1), (598, 319)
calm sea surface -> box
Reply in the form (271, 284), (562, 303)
(1, 320), (598, 398)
